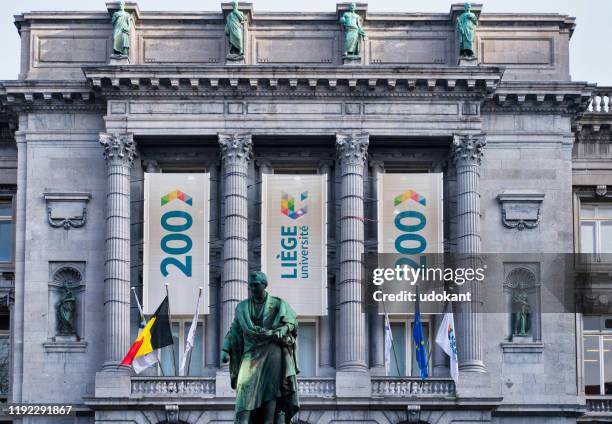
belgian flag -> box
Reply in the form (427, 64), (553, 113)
(121, 296), (173, 373)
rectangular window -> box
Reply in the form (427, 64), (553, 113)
(388, 322), (406, 377)
(583, 315), (612, 395)
(297, 322), (317, 377)
(386, 319), (430, 377)
(159, 319), (204, 376)
(0, 199), (13, 263)
(580, 204), (612, 261)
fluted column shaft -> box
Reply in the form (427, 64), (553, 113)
(219, 134), (252, 355)
(452, 133), (486, 373)
(205, 161), (220, 373)
(336, 133), (369, 372)
(369, 161), (385, 374)
(100, 133), (137, 370)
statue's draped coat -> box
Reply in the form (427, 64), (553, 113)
(223, 294), (299, 423)
(112, 10), (131, 55)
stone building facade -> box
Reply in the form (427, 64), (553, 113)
(0, 1), (610, 423)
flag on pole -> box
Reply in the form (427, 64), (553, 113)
(130, 288), (158, 373)
(121, 296), (174, 373)
(435, 311), (459, 385)
(384, 313), (393, 374)
(180, 288), (203, 375)
(412, 292), (428, 380)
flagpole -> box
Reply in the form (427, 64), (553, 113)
(381, 294), (402, 377)
(131, 287), (165, 376)
(165, 283), (178, 377)
(186, 286), (203, 377)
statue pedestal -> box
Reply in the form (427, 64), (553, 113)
(226, 54), (245, 65)
(511, 334), (532, 343)
(55, 334), (77, 343)
(109, 55), (130, 65)
(458, 56), (478, 67)
(343, 55), (362, 65)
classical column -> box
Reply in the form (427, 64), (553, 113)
(318, 161), (335, 376)
(218, 134), (252, 352)
(205, 161), (220, 374)
(100, 133), (137, 371)
(369, 160), (385, 375)
(451, 133), (486, 373)
(335, 133), (370, 396)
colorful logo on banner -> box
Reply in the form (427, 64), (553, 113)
(161, 190), (193, 206)
(393, 189), (427, 268)
(394, 190), (426, 207)
(278, 191), (310, 279)
(281, 191), (308, 219)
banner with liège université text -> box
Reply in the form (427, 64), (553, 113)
(261, 174), (327, 316)
(143, 173), (209, 315)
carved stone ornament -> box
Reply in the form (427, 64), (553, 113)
(497, 191), (545, 231)
(99, 133), (137, 166)
(452, 133), (486, 166)
(336, 133), (369, 166)
(218, 133), (253, 164)
(44, 192), (91, 230)
(596, 184), (608, 197)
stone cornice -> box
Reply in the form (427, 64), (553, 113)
(82, 65), (503, 99)
(483, 81), (594, 116)
(0, 80), (102, 112)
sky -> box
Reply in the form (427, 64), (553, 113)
(1, 0), (610, 84)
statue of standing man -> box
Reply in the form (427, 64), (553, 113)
(457, 2), (478, 58)
(340, 3), (366, 58)
(225, 1), (246, 60)
(222, 271), (300, 424)
(111, 0), (132, 57)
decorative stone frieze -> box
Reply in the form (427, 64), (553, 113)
(44, 192), (90, 230)
(497, 191), (545, 230)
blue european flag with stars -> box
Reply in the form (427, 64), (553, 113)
(413, 292), (428, 380)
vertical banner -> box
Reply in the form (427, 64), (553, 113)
(262, 174), (327, 316)
(378, 173), (444, 257)
(144, 173), (209, 315)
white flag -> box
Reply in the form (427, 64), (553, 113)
(435, 312), (459, 385)
(384, 313), (393, 374)
(180, 289), (202, 375)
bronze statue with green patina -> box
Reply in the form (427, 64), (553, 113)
(57, 283), (77, 336)
(512, 289), (530, 337)
(225, 0), (246, 60)
(222, 271), (300, 424)
(340, 3), (366, 57)
(457, 2), (478, 58)
(111, 0), (132, 57)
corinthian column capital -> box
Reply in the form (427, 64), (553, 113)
(336, 133), (369, 166)
(218, 133), (253, 164)
(99, 133), (137, 166)
(451, 133), (486, 166)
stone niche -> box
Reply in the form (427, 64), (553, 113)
(44, 262), (87, 353)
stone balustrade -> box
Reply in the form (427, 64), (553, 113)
(587, 88), (612, 113)
(371, 377), (456, 397)
(297, 378), (336, 398)
(130, 377), (338, 399)
(131, 377), (216, 397)
(586, 397), (612, 413)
